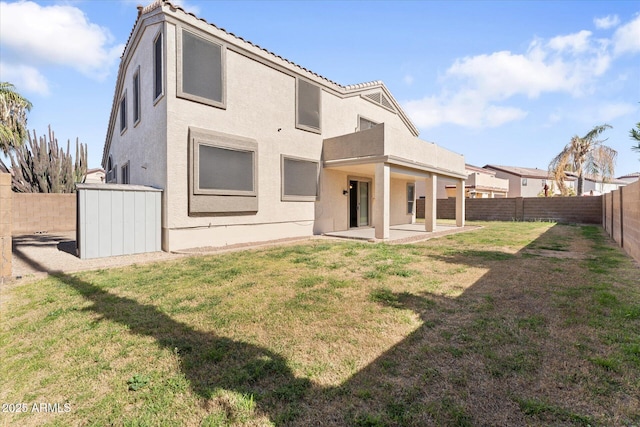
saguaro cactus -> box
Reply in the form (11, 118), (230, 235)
(0, 125), (87, 193)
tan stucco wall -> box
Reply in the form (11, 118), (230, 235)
(107, 21), (168, 194)
(106, 8), (464, 251)
(390, 179), (413, 225)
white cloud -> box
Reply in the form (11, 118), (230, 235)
(403, 20), (640, 130)
(548, 30), (592, 54)
(172, 0), (200, 15)
(596, 102), (637, 122)
(0, 1), (124, 80)
(403, 74), (414, 85)
(594, 15), (620, 30)
(404, 91), (527, 129)
(0, 62), (50, 95)
(612, 14), (640, 55)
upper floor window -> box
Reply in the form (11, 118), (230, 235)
(296, 78), (321, 133)
(133, 69), (141, 125)
(153, 31), (163, 101)
(119, 91), (127, 134)
(522, 178), (528, 186)
(178, 27), (225, 108)
(359, 116), (378, 131)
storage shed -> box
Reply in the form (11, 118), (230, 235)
(76, 184), (162, 259)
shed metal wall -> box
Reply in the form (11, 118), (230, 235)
(77, 184), (162, 259)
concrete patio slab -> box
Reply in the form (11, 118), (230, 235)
(323, 223), (481, 244)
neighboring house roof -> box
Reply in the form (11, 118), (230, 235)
(465, 164), (496, 176)
(102, 0), (419, 167)
(483, 164), (569, 180)
(617, 172), (640, 180)
(84, 168), (106, 184)
(567, 172), (628, 186)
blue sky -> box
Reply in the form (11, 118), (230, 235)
(1, 0), (639, 176)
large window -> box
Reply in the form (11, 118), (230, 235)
(178, 28), (225, 108)
(198, 145), (254, 194)
(153, 31), (163, 101)
(282, 156), (319, 201)
(296, 78), (321, 132)
(119, 92), (127, 134)
(133, 69), (140, 125)
(189, 128), (258, 214)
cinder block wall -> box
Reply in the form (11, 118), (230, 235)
(0, 173), (11, 277)
(12, 193), (76, 235)
(430, 196), (602, 224)
(522, 197), (602, 223)
(621, 181), (640, 263)
(604, 180), (640, 264)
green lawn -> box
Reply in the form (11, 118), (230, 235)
(1, 221), (639, 426)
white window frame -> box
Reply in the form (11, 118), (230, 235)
(295, 78), (321, 133)
(281, 155), (319, 202)
(522, 178), (528, 186)
(121, 162), (130, 185)
(177, 26), (226, 109)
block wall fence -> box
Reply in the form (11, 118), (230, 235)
(603, 179), (640, 265)
(1, 172), (77, 278)
(418, 196), (603, 224)
(1, 173), (11, 278)
(11, 193), (76, 235)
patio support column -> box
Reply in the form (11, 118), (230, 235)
(374, 163), (390, 239)
(456, 179), (465, 227)
(424, 174), (437, 232)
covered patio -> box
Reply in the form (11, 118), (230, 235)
(322, 123), (468, 240)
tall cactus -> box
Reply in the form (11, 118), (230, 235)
(0, 125), (87, 193)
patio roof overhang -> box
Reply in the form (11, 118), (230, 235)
(322, 123), (467, 180)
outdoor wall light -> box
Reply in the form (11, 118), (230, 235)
(342, 189), (348, 196)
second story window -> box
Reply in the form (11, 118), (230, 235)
(119, 92), (127, 134)
(133, 70), (140, 125)
(296, 78), (321, 133)
(153, 31), (163, 101)
(359, 116), (378, 131)
(178, 28), (225, 108)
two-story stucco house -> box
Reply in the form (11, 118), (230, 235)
(484, 165), (576, 198)
(102, 1), (467, 251)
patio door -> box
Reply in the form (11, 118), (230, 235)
(349, 179), (370, 227)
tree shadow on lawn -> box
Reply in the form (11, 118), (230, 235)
(20, 224), (634, 425)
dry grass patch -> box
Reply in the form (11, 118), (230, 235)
(1, 221), (638, 426)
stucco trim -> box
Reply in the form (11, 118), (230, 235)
(188, 127), (258, 215)
(176, 25), (227, 109)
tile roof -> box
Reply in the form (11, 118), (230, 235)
(483, 165), (560, 179)
(103, 1), (419, 167)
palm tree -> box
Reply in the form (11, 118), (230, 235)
(631, 122), (640, 156)
(549, 124), (617, 196)
(0, 82), (33, 155)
